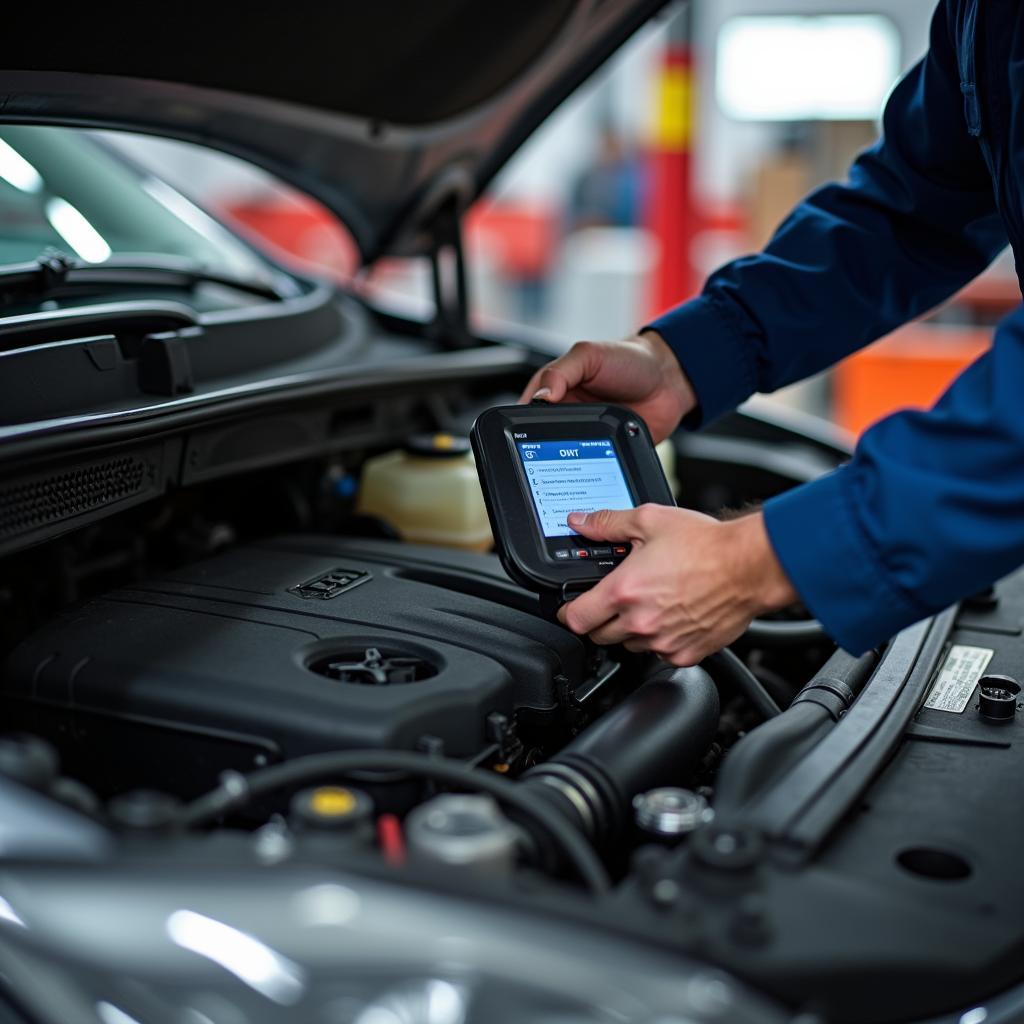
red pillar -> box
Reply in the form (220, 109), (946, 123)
(646, 10), (699, 318)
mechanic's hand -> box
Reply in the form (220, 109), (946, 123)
(518, 331), (697, 444)
(557, 505), (797, 666)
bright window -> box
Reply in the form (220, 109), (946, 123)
(716, 15), (901, 121)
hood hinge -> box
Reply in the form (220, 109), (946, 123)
(427, 197), (473, 350)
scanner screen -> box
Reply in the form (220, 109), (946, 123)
(516, 439), (634, 538)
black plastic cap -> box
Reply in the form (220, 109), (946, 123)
(978, 674), (1020, 723)
(690, 824), (765, 872)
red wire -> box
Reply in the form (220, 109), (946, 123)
(377, 813), (406, 866)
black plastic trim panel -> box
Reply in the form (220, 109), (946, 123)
(0, 285), (351, 428)
(0, 344), (534, 556)
(0, 440), (178, 557)
(0, 345), (533, 458)
(746, 606), (957, 859)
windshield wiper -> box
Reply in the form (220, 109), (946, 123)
(0, 250), (289, 303)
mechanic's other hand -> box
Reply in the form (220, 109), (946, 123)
(518, 331), (697, 444)
(556, 505), (797, 666)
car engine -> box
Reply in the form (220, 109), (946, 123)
(3, 537), (592, 787)
(0, 397), (1022, 1024)
(1, 531), (725, 860)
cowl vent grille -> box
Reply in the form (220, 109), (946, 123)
(0, 455), (151, 540)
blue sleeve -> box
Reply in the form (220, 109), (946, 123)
(764, 303), (1024, 653)
(648, 1), (1007, 426)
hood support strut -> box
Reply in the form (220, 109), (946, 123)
(428, 197), (472, 350)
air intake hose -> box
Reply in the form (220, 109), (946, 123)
(713, 647), (879, 812)
(523, 664), (719, 846)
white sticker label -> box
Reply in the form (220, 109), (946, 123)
(923, 644), (995, 713)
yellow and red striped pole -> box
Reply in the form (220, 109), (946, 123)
(646, 7), (699, 315)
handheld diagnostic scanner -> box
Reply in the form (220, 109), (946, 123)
(470, 402), (675, 606)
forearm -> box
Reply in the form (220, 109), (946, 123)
(718, 509), (797, 617)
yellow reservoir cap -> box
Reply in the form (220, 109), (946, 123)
(309, 786), (358, 818)
(289, 784), (374, 833)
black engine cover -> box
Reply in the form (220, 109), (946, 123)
(2, 537), (588, 796)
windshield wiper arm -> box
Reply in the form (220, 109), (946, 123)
(0, 250), (287, 303)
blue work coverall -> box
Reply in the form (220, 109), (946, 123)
(650, 0), (1024, 654)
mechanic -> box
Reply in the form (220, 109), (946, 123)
(520, 0), (1024, 666)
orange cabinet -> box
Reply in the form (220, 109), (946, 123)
(834, 326), (991, 436)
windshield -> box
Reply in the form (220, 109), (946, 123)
(0, 125), (280, 290)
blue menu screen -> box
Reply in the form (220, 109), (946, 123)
(515, 439), (634, 538)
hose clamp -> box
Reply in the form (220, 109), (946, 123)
(528, 762), (605, 839)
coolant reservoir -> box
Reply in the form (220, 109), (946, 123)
(356, 434), (493, 551)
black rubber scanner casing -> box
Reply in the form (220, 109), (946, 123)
(471, 402), (675, 603)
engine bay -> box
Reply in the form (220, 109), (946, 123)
(3, 536), (614, 794)
(0, 377), (1022, 1024)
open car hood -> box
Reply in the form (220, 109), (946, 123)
(0, 1), (668, 264)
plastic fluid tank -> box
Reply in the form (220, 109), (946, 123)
(357, 434), (493, 551)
